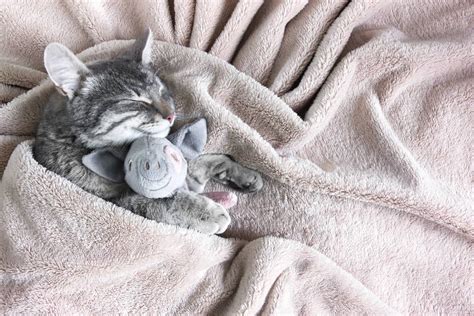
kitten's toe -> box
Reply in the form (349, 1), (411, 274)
(215, 211), (231, 234)
(205, 203), (231, 234)
(228, 171), (263, 193)
(190, 200), (231, 235)
(243, 173), (263, 192)
(194, 222), (221, 235)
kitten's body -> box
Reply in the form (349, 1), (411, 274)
(34, 31), (262, 234)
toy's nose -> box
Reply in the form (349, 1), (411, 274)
(137, 159), (165, 181)
(143, 160), (160, 171)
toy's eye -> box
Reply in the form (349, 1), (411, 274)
(145, 161), (150, 170)
(128, 160), (132, 171)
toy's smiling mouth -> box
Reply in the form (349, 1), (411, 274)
(138, 159), (169, 181)
(148, 176), (172, 191)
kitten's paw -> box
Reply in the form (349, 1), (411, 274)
(214, 160), (263, 193)
(229, 170), (263, 193)
(173, 192), (231, 235)
(190, 201), (231, 235)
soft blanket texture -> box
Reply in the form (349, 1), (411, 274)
(0, 0), (473, 314)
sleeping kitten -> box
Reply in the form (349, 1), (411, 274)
(33, 31), (262, 234)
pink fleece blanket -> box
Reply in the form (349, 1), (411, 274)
(0, 0), (472, 314)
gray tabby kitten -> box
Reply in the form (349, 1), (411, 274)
(33, 31), (262, 235)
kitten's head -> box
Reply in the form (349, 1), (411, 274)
(44, 30), (176, 148)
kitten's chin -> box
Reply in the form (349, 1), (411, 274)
(149, 127), (170, 138)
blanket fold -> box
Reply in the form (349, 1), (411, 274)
(1, 0), (472, 314)
(1, 142), (393, 314)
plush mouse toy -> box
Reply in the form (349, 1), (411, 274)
(82, 119), (237, 208)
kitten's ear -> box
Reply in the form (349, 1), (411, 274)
(44, 43), (89, 99)
(123, 29), (154, 65)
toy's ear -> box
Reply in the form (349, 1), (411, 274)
(122, 28), (154, 65)
(44, 43), (90, 99)
(82, 149), (125, 183)
(167, 118), (207, 160)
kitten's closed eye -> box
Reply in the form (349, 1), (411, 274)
(130, 95), (153, 105)
(128, 92), (175, 124)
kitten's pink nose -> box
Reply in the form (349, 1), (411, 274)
(166, 113), (175, 125)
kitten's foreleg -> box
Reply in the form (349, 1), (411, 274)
(112, 190), (231, 234)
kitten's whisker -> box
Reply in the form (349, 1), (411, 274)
(174, 113), (199, 121)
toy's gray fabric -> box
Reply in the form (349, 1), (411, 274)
(125, 137), (187, 198)
(167, 118), (207, 160)
(82, 149), (125, 183)
(82, 119), (208, 198)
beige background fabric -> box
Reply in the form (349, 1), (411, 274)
(0, 0), (473, 314)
